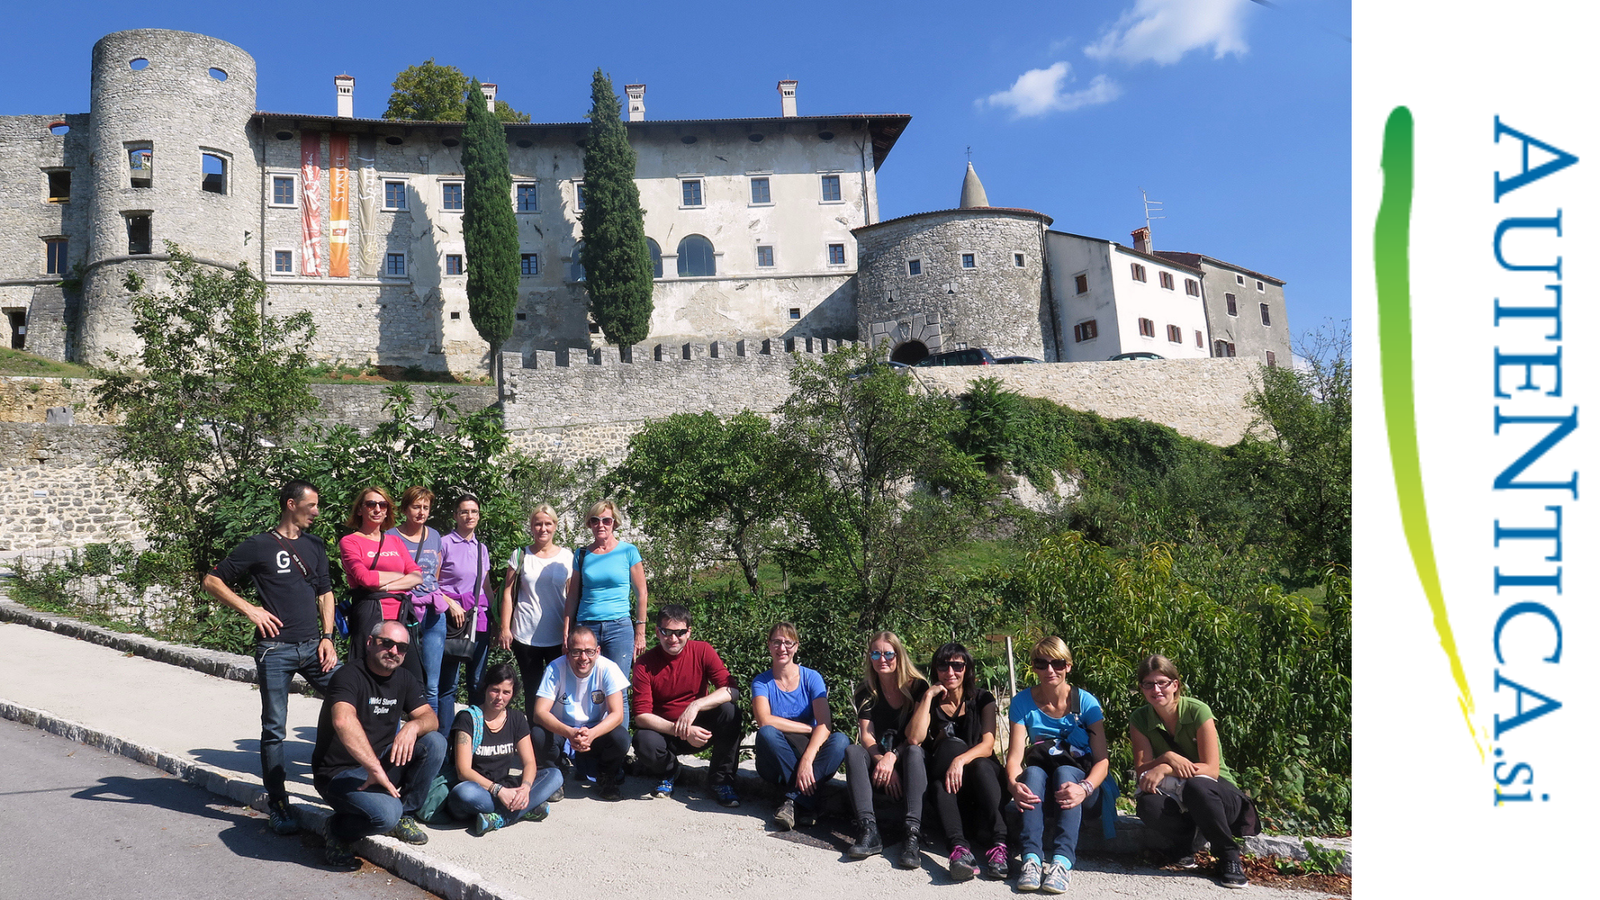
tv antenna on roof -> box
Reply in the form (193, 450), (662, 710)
(1140, 187), (1165, 236)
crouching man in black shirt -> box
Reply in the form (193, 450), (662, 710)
(311, 620), (445, 868)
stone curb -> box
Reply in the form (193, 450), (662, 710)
(0, 587), (1351, 875)
(0, 697), (534, 900)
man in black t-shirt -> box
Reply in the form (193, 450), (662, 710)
(203, 479), (340, 837)
(311, 620), (444, 869)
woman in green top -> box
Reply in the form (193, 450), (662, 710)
(1128, 655), (1257, 890)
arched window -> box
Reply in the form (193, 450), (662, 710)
(676, 234), (715, 277)
(570, 242), (585, 282)
(646, 238), (663, 278)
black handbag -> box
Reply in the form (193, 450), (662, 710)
(443, 540), (484, 661)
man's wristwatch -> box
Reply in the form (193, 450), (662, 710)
(322, 632), (335, 642)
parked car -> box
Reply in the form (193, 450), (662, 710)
(912, 347), (996, 367)
(848, 361), (913, 379)
(1109, 351), (1164, 361)
(995, 356), (1043, 365)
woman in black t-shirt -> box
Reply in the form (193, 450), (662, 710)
(908, 642), (1009, 882)
(843, 631), (930, 868)
(446, 664), (564, 835)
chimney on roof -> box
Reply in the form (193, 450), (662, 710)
(625, 84), (646, 122)
(335, 74), (355, 118)
(778, 80), (798, 117)
(481, 83), (497, 113)
(1131, 227), (1152, 254)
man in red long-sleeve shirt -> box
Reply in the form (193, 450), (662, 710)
(631, 603), (743, 807)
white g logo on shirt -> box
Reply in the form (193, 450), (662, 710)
(275, 550), (291, 573)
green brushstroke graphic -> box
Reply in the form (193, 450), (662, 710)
(1376, 107), (1481, 756)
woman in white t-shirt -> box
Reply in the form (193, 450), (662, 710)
(498, 504), (573, 701)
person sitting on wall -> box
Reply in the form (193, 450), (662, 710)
(630, 603), (742, 807)
(529, 626), (630, 801)
(311, 620), (445, 869)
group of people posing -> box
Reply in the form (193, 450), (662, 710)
(203, 480), (1258, 890)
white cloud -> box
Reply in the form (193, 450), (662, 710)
(980, 63), (1122, 119)
(1084, 0), (1253, 65)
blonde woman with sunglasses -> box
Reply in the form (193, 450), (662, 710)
(843, 631), (929, 867)
(563, 499), (648, 676)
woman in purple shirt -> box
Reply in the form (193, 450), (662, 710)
(437, 493), (493, 729)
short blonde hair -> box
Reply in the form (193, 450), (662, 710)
(1029, 635), (1073, 666)
(529, 503), (558, 526)
(586, 499), (621, 526)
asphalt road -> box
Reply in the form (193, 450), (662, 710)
(0, 717), (438, 900)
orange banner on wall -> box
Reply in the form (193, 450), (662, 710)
(328, 134), (350, 277)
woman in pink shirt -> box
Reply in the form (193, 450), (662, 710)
(338, 486), (422, 668)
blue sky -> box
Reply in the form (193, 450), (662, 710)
(3, 0), (1350, 346)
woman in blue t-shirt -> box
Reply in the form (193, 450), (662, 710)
(1004, 636), (1111, 894)
(752, 621), (849, 831)
(563, 499), (649, 675)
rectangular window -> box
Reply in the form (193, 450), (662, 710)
(384, 181), (408, 210)
(961, 253), (975, 269)
(1225, 293), (1238, 316)
(820, 174), (841, 202)
(273, 250), (292, 273)
(750, 177), (771, 204)
(1130, 263), (1147, 282)
(681, 179), (703, 207)
(828, 243), (846, 265)
(516, 183), (538, 213)
(908, 258), (922, 276)
(127, 215), (151, 255)
(442, 182), (463, 211)
(1073, 319), (1098, 343)
(1195, 329), (1203, 348)
(521, 253), (539, 276)
(1184, 278), (1200, 296)
(385, 253), (406, 276)
(446, 254), (464, 275)
(1138, 317), (1155, 338)
(47, 171), (71, 202)
(129, 147), (152, 188)
(45, 239), (68, 275)
(1236, 274), (1245, 285)
(1167, 324), (1182, 343)
(271, 176), (294, 206)
(1266, 350), (1278, 367)
(757, 245), (775, 268)
(1159, 271), (1174, 290)
(1259, 303), (1272, 326)
(201, 153), (227, 194)
(576, 182), (586, 211)
(1074, 273), (1089, 294)
(1214, 340), (1236, 358)
(1256, 279), (1266, 292)
(789, 307), (801, 320)
(1014, 253), (1025, 267)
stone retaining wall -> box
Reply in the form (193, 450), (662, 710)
(0, 423), (143, 550)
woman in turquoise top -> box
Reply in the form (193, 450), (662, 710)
(1128, 654), (1256, 890)
(563, 499), (648, 675)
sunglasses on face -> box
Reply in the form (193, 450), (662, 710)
(587, 516), (615, 527)
(372, 636), (409, 653)
(935, 660), (967, 672)
(1031, 658), (1069, 671)
(657, 627), (689, 638)
(363, 499), (389, 510)
(869, 650), (897, 662)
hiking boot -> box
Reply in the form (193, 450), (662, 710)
(847, 820), (883, 859)
(267, 796), (300, 836)
(1217, 852), (1248, 889)
(896, 827), (922, 869)
(983, 842), (1009, 880)
(948, 845), (978, 882)
(385, 815), (428, 845)
(774, 798), (796, 831)
(599, 776), (623, 802)
(1017, 855), (1044, 891)
(548, 786), (564, 803)
(469, 812), (505, 837)
(522, 802), (550, 823)
(323, 836), (360, 870)
(714, 782), (741, 808)
(652, 777), (675, 799)
(1040, 861), (1071, 894)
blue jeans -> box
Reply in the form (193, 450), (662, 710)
(1018, 763), (1096, 866)
(315, 730), (447, 843)
(580, 616), (636, 679)
(254, 638), (339, 802)
(754, 725), (849, 812)
(439, 629), (490, 729)
(416, 608), (447, 718)
(446, 767), (564, 821)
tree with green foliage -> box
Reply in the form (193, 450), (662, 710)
(462, 79), (520, 394)
(579, 69), (654, 345)
(780, 347), (989, 624)
(90, 244), (319, 574)
(607, 411), (811, 591)
(383, 59), (531, 123)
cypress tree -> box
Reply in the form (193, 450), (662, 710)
(580, 69), (654, 346)
(461, 79), (520, 391)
